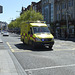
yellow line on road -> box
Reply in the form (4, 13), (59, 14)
(7, 42), (14, 52)
(7, 42), (32, 52)
(11, 49), (15, 52)
(54, 48), (75, 51)
(72, 48), (75, 50)
(14, 50), (32, 52)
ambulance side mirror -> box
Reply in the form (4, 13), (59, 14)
(28, 31), (30, 34)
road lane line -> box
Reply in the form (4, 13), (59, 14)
(54, 48), (75, 51)
(7, 42), (22, 44)
(72, 48), (75, 50)
(25, 64), (75, 71)
(7, 42), (32, 52)
(11, 49), (15, 52)
(14, 50), (32, 52)
(7, 42), (14, 52)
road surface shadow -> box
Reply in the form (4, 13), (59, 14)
(15, 43), (53, 52)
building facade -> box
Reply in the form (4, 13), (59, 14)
(20, 5), (31, 15)
(41, 0), (51, 24)
(20, 0), (75, 38)
(55, 0), (75, 38)
(32, 1), (42, 13)
(0, 21), (8, 30)
(41, 0), (55, 36)
(20, 1), (42, 15)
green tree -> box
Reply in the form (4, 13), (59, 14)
(8, 7), (43, 29)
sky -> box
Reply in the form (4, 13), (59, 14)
(0, 0), (40, 24)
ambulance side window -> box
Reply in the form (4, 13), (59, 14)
(30, 28), (33, 35)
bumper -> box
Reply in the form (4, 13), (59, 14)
(3, 34), (9, 36)
(34, 41), (54, 47)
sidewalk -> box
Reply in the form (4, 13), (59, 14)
(0, 34), (3, 43)
(0, 33), (27, 75)
(0, 34), (18, 75)
(0, 50), (18, 75)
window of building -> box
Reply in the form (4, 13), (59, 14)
(69, 13), (73, 20)
(68, 0), (73, 7)
(44, 7), (48, 23)
(46, 0), (48, 3)
(62, 2), (66, 9)
(62, 12), (66, 20)
(57, 14), (60, 21)
(51, 3), (54, 22)
(71, 13), (74, 19)
(57, 5), (60, 11)
(42, 8), (44, 15)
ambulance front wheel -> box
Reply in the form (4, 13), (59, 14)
(32, 41), (36, 49)
(49, 45), (53, 49)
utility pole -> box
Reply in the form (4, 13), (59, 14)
(1, 23), (2, 32)
(0, 5), (3, 32)
(0, 5), (3, 13)
(66, 11), (69, 38)
(66, 0), (69, 38)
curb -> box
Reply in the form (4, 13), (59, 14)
(0, 36), (3, 43)
(8, 48), (27, 75)
(0, 39), (3, 43)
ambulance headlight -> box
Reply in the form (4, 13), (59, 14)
(35, 38), (41, 41)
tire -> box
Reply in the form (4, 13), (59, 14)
(32, 41), (36, 49)
(23, 40), (26, 45)
(23, 40), (25, 44)
(49, 46), (53, 49)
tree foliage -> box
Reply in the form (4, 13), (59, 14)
(8, 7), (44, 29)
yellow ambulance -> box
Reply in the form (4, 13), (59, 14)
(21, 21), (54, 49)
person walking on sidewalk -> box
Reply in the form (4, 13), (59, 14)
(56, 30), (59, 38)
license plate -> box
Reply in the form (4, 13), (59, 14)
(44, 44), (49, 46)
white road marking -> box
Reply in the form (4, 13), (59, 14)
(25, 64), (75, 71)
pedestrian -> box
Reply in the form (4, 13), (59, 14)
(56, 30), (58, 38)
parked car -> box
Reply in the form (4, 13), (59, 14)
(3, 32), (9, 36)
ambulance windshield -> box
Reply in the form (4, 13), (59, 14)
(33, 27), (50, 34)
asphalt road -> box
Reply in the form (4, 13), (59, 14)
(1, 33), (75, 75)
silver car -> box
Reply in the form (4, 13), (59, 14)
(3, 32), (9, 36)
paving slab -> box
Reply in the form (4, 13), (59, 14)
(0, 50), (18, 75)
(0, 34), (3, 43)
(0, 38), (3, 43)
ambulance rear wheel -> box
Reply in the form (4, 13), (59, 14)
(23, 41), (25, 44)
(23, 40), (26, 44)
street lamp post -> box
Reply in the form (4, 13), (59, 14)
(66, 0), (69, 38)
(0, 5), (3, 13)
(66, 11), (69, 38)
(0, 5), (3, 32)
